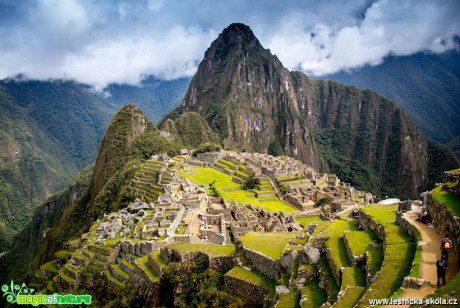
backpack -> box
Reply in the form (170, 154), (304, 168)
(437, 259), (447, 271)
(443, 240), (451, 250)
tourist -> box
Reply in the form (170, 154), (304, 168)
(436, 255), (449, 287)
(440, 234), (453, 260)
(419, 210), (430, 224)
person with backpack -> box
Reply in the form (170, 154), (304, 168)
(440, 234), (453, 259)
(436, 255), (449, 287)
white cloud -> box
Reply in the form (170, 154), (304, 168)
(0, 0), (458, 87)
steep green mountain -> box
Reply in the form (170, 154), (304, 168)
(168, 23), (458, 198)
(0, 77), (190, 251)
(0, 104), (215, 283)
(323, 52), (460, 148)
(0, 79), (115, 251)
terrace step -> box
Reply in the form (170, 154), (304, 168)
(104, 269), (126, 288)
(109, 262), (130, 283)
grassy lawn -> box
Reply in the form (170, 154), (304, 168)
(361, 204), (398, 225)
(135, 255), (159, 283)
(225, 266), (275, 297)
(240, 232), (293, 261)
(181, 166), (298, 213)
(167, 242), (235, 256)
(431, 185), (460, 216)
(357, 206), (415, 306)
(301, 277), (328, 307)
(424, 272), (460, 306)
(333, 286), (365, 307)
(344, 229), (384, 275)
(322, 220), (360, 269)
(295, 216), (323, 227)
(344, 230), (378, 256)
(341, 267), (366, 288)
(40, 260), (59, 273)
(276, 290), (300, 308)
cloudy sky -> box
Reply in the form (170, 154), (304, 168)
(0, 0), (459, 89)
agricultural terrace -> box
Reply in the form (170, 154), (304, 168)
(239, 232), (293, 261)
(167, 242), (235, 256)
(358, 204), (415, 306)
(181, 166), (298, 213)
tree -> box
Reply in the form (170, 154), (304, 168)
(243, 174), (260, 190)
(315, 197), (332, 208)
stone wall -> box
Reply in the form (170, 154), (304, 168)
(224, 274), (270, 305)
(160, 246), (234, 272)
(428, 194), (460, 263)
(324, 246), (341, 286)
(243, 246), (283, 280)
(358, 211), (386, 241)
(201, 229), (225, 244)
(343, 231), (366, 266)
(396, 212), (421, 243)
(120, 238), (173, 256)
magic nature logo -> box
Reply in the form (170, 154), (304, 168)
(2, 280), (91, 306)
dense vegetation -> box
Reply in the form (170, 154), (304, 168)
(0, 77), (190, 251)
(324, 51), (460, 153)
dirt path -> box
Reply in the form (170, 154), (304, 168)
(384, 211), (458, 307)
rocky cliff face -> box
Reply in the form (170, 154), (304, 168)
(172, 23), (458, 198)
(176, 23), (321, 170)
(91, 104), (148, 198)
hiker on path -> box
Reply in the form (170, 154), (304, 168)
(436, 255), (449, 287)
(440, 234), (453, 260)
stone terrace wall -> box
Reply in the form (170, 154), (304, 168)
(243, 246), (283, 280)
(343, 232), (366, 266)
(224, 275), (270, 305)
(324, 246), (341, 285)
(428, 194), (460, 264)
(396, 212), (421, 243)
(358, 211), (386, 241)
(160, 246), (234, 272)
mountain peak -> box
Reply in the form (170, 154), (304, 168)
(208, 23), (263, 57)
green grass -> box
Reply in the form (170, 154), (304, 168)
(347, 230), (383, 275)
(332, 286), (365, 307)
(40, 260), (59, 273)
(301, 277), (328, 307)
(361, 204), (398, 225)
(345, 230), (379, 256)
(431, 185), (460, 216)
(341, 267), (366, 288)
(294, 216), (323, 227)
(239, 232), (293, 261)
(104, 269), (125, 287)
(357, 206), (416, 306)
(55, 250), (73, 259)
(181, 166), (298, 213)
(423, 272), (460, 306)
(322, 220), (359, 268)
(318, 257), (340, 303)
(225, 266), (275, 297)
(135, 255), (159, 283)
(167, 242), (235, 256)
(277, 290), (300, 308)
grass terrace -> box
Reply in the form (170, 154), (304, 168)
(295, 216), (323, 227)
(135, 255), (159, 283)
(225, 266), (275, 297)
(40, 260), (59, 273)
(332, 286), (365, 307)
(431, 185), (460, 216)
(322, 220), (359, 268)
(358, 204), (415, 306)
(276, 290), (300, 308)
(181, 166), (298, 213)
(345, 230), (383, 275)
(239, 232), (293, 261)
(167, 242), (235, 256)
(301, 277), (328, 307)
